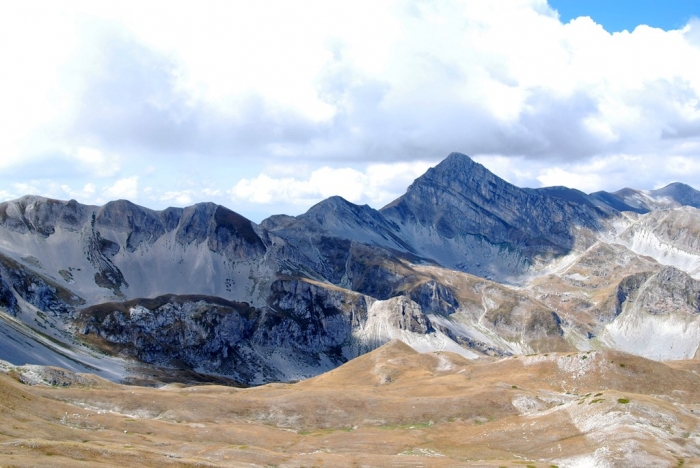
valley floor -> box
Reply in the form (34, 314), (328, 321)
(2, 341), (700, 468)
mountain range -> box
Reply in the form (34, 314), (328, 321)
(2, 152), (700, 386)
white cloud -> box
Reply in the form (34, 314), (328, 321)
(1, 0), (700, 220)
(0, 180), (80, 204)
(160, 190), (194, 206)
(61, 183), (97, 200)
(0, 2), (78, 169)
(309, 167), (367, 202)
(6, 0), (699, 165)
(230, 174), (299, 205)
(229, 161), (433, 209)
(10, 183), (43, 197)
(537, 167), (603, 192)
(103, 176), (138, 200)
(201, 188), (222, 197)
(472, 155), (537, 188)
(72, 147), (121, 177)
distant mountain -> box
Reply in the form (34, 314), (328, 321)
(589, 182), (700, 214)
(2, 152), (700, 385)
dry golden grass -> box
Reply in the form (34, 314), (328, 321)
(2, 341), (700, 467)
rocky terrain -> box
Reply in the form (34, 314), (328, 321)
(1, 152), (700, 387)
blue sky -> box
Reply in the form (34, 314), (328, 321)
(550, 0), (697, 32)
(1, 1), (700, 222)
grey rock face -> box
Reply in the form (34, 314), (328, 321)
(77, 286), (370, 383)
(620, 207), (700, 254)
(478, 285), (564, 341)
(79, 295), (255, 366)
(630, 267), (700, 317)
(588, 190), (647, 214)
(261, 153), (627, 287)
(0, 273), (18, 315)
(0, 253), (84, 317)
(409, 280), (458, 316)
(384, 296), (433, 333)
(86, 222), (128, 296)
(209, 205), (267, 259)
(263, 278), (368, 351)
(652, 183), (700, 209)
(610, 272), (653, 320)
(262, 197), (420, 285)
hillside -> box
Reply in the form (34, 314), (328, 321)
(1, 341), (699, 467)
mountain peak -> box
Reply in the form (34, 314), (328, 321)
(431, 152), (482, 175)
(651, 182), (700, 208)
(406, 152), (515, 199)
(661, 182), (693, 190)
(442, 151), (477, 165)
(379, 152), (611, 282)
(307, 195), (357, 212)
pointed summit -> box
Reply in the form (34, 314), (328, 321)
(651, 182), (700, 209)
(408, 152), (514, 195)
(380, 152), (610, 279)
(436, 152), (486, 171)
(437, 151), (480, 169)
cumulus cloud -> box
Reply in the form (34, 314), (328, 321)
(537, 167), (604, 192)
(230, 161), (433, 210)
(71, 147), (121, 177)
(103, 176), (138, 200)
(61, 183), (97, 201)
(8, 183), (44, 199)
(159, 190), (195, 206)
(2, 0), (700, 219)
(23, 0), (700, 166)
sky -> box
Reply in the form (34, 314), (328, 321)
(1, 0), (699, 222)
